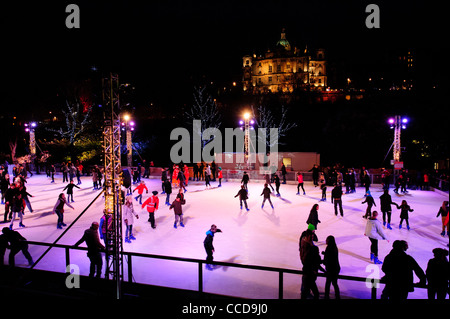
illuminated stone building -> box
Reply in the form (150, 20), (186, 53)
(242, 29), (327, 93)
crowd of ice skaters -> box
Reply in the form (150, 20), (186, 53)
(0, 161), (448, 299)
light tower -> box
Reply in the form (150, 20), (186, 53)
(388, 115), (408, 164)
(122, 114), (135, 168)
(239, 112), (255, 170)
(24, 122), (37, 156)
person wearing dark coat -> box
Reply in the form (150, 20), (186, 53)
(260, 184), (273, 209)
(306, 204), (321, 230)
(331, 184), (344, 217)
(280, 163), (287, 184)
(309, 164), (319, 187)
(398, 200), (414, 230)
(163, 179), (172, 205)
(322, 235), (341, 299)
(381, 240), (426, 300)
(2, 227), (34, 267)
(426, 248), (449, 300)
(74, 222), (105, 278)
(203, 224), (222, 270)
(234, 185), (249, 211)
(299, 229), (324, 299)
(169, 196), (185, 228)
(241, 171), (249, 190)
(161, 168), (167, 194)
(379, 189), (399, 229)
(63, 180), (80, 202)
(362, 190), (376, 219)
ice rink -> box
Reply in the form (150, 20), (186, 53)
(4, 173), (449, 299)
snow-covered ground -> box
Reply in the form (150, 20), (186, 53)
(5, 173), (449, 299)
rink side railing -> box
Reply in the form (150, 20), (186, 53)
(25, 241), (428, 299)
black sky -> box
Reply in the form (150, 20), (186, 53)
(0, 0), (445, 121)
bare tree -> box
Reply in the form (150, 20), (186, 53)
(185, 86), (222, 148)
(9, 138), (17, 162)
(251, 105), (297, 149)
(48, 99), (92, 145)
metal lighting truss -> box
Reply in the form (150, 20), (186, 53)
(102, 73), (124, 298)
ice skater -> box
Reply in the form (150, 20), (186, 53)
(133, 181), (148, 205)
(203, 224), (222, 270)
(169, 196), (185, 228)
(436, 201), (449, 237)
(142, 191), (159, 229)
(217, 167), (223, 187)
(63, 180), (80, 202)
(9, 191), (25, 230)
(2, 227), (34, 267)
(296, 172), (306, 195)
(52, 193), (74, 229)
(274, 174), (281, 197)
(234, 185), (249, 211)
(319, 173), (327, 201)
(362, 190), (376, 219)
(331, 184), (344, 217)
(123, 196), (139, 242)
(18, 184), (33, 213)
(364, 211), (388, 264)
(241, 171), (249, 191)
(260, 183), (274, 209)
(163, 178), (172, 205)
(379, 189), (399, 229)
(204, 164), (212, 189)
(306, 204), (321, 230)
(397, 200), (414, 230)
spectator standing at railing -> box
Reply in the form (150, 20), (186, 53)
(322, 235), (341, 299)
(299, 229), (324, 299)
(74, 222), (105, 278)
(426, 248), (449, 300)
(381, 240), (426, 300)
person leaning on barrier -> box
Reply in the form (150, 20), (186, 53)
(74, 222), (105, 278)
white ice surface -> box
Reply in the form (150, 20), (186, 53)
(6, 174), (449, 299)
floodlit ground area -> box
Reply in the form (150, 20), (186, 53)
(4, 173), (448, 299)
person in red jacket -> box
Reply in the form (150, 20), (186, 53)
(142, 191), (159, 229)
(296, 172), (306, 195)
(133, 181), (148, 204)
(217, 167), (223, 187)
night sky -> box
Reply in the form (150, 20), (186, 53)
(0, 0), (446, 168)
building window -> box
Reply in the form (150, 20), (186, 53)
(268, 76), (272, 83)
(269, 65), (273, 73)
(277, 64), (281, 73)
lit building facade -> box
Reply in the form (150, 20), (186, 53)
(242, 29), (327, 94)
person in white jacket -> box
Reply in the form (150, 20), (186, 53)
(123, 195), (139, 243)
(364, 211), (389, 264)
